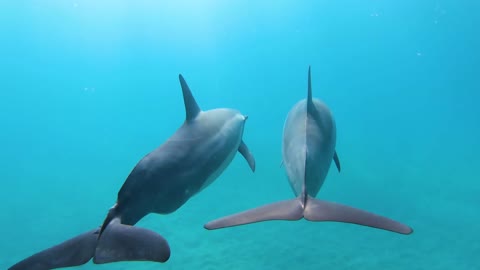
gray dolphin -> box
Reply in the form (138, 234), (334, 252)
(9, 74), (256, 270)
(204, 67), (413, 235)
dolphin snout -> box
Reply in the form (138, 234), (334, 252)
(244, 115), (248, 121)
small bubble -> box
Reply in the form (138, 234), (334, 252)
(83, 87), (96, 93)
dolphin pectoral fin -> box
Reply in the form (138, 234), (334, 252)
(238, 140), (256, 172)
(94, 218), (170, 264)
(9, 229), (99, 270)
(303, 197), (413, 235)
(333, 151), (341, 172)
(204, 199), (304, 230)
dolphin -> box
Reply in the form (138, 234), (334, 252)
(204, 67), (413, 235)
(9, 74), (256, 270)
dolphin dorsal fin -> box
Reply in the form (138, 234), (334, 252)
(179, 74), (201, 121)
(306, 66), (315, 113)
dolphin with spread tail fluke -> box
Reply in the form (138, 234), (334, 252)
(204, 67), (413, 235)
(9, 74), (256, 270)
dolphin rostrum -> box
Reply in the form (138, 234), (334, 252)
(9, 74), (256, 270)
(204, 67), (413, 235)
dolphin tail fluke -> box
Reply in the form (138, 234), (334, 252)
(204, 199), (304, 230)
(94, 218), (170, 264)
(9, 229), (99, 270)
(303, 196), (413, 235)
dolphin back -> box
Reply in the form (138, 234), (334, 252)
(282, 66), (337, 197)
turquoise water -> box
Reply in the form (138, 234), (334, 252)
(1, 1), (479, 269)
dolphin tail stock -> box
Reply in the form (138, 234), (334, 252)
(303, 196), (413, 235)
(8, 229), (100, 270)
(93, 217), (171, 264)
(204, 198), (304, 230)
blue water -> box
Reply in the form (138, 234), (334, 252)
(1, 1), (479, 269)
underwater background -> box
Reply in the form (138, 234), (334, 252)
(1, 1), (478, 269)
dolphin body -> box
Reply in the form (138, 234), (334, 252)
(9, 74), (256, 270)
(204, 67), (413, 235)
